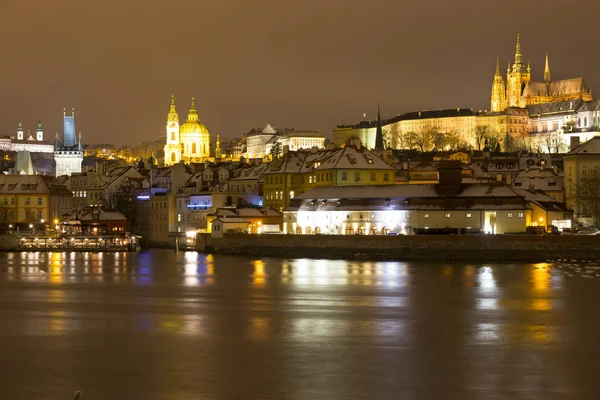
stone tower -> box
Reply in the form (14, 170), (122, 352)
(490, 57), (507, 112)
(54, 109), (83, 177)
(506, 34), (531, 108)
(163, 95), (181, 166)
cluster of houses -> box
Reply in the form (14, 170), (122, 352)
(2, 135), (600, 245)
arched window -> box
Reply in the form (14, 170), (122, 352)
(192, 143), (197, 154)
(171, 131), (175, 141)
(171, 152), (176, 162)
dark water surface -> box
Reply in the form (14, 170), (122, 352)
(0, 250), (599, 399)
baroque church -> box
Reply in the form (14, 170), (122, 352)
(491, 35), (592, 112)
(163, 96), (212, 166)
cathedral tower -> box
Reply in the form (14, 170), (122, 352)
(490, 57), (507, 112)
(506, 34), (531, 108)
(36, 119), (43, 141)
(163, 95), (181, 166)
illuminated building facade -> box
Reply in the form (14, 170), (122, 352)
(54, 109), (83, 177)
(163, 96), (211, 166)
(0, 175), (72, 225)
(284, 184), (532, 235)
(491, 34), (592, 111)
(244, 124), (326, 160)
(563, 137), (600, 226)
(263, 145), (395, 212)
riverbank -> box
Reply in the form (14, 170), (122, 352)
(196, 233), (600, 261)
(0, 234), (140, 252)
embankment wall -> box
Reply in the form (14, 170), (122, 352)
(196, 233), (600, 261)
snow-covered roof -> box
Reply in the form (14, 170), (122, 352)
(567, 136), (600, 155)
(295, 183), (524, 200)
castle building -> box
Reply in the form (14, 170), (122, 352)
(54, 109), (83, 177)
(0, 119), (54, 154)
(491, 34), (592, 111)
(163, 96), (211, 166)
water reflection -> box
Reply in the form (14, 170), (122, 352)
(0, 251), (598, 398)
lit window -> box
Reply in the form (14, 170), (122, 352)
(518, 212), (524, 218)
(424, 213), (430, 219)
(466, 213), (472, 218)
(289, 191), (294, 199)
(508, 212), (513, 218)
(445, 213), (451, 218)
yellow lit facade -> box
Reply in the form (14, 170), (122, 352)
(164, 96), (211, 166)
(491, 34), (592, 112)
(264, 146), (396, 211)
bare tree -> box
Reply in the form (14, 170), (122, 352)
(540, 132), (568, 154)
(406, 129), (432, 152)
(472, 125), (489, 151)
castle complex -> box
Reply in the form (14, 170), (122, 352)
(491, 34), (592, 111)
(334, 35), (599, 152)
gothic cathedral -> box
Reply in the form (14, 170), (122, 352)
(163, 96), (211, 166)
(491, 35), (592, 112)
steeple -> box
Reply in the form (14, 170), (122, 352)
(491, 57), (507, 112)
(514, 33), (522, 66)
(494, 57), (501, 76)
(374, 103), (384, 151)
(187, 96), (199, 122)
(167, 94), (179, 123)
(544, 52), (551, 84)
(17, 118), (24, 140)
(36, 119), (43, 141)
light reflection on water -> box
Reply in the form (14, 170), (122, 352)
(1, 252), (599, 398)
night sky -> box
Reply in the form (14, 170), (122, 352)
(1, 0), (599, 146)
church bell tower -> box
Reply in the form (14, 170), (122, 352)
(163, 95), (181, 166)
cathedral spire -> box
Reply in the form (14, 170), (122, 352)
(168, 94), (178, 122)
(374, 102), (384, 151)
(544, 52), (551, 84)
(512, 33), (524, 70)
(495, 56), (501, 76)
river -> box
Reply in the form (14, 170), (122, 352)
(0, 250), (599, 399)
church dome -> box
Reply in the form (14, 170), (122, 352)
(147, 153), (157, 166)
(180, 97), (210, 137)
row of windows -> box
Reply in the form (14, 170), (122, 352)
(2, 197), (43, 205)
(73, 191), (87, 198)
(151, 202), (168, 209)
(24, 211), (43, 220)
(266, 190), (284, 201)
(421, 212), (524, 219)
(267, 172), (391, 185)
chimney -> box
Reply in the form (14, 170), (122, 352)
(570, 136), (580, 150)
(438, 160), (462, 195)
